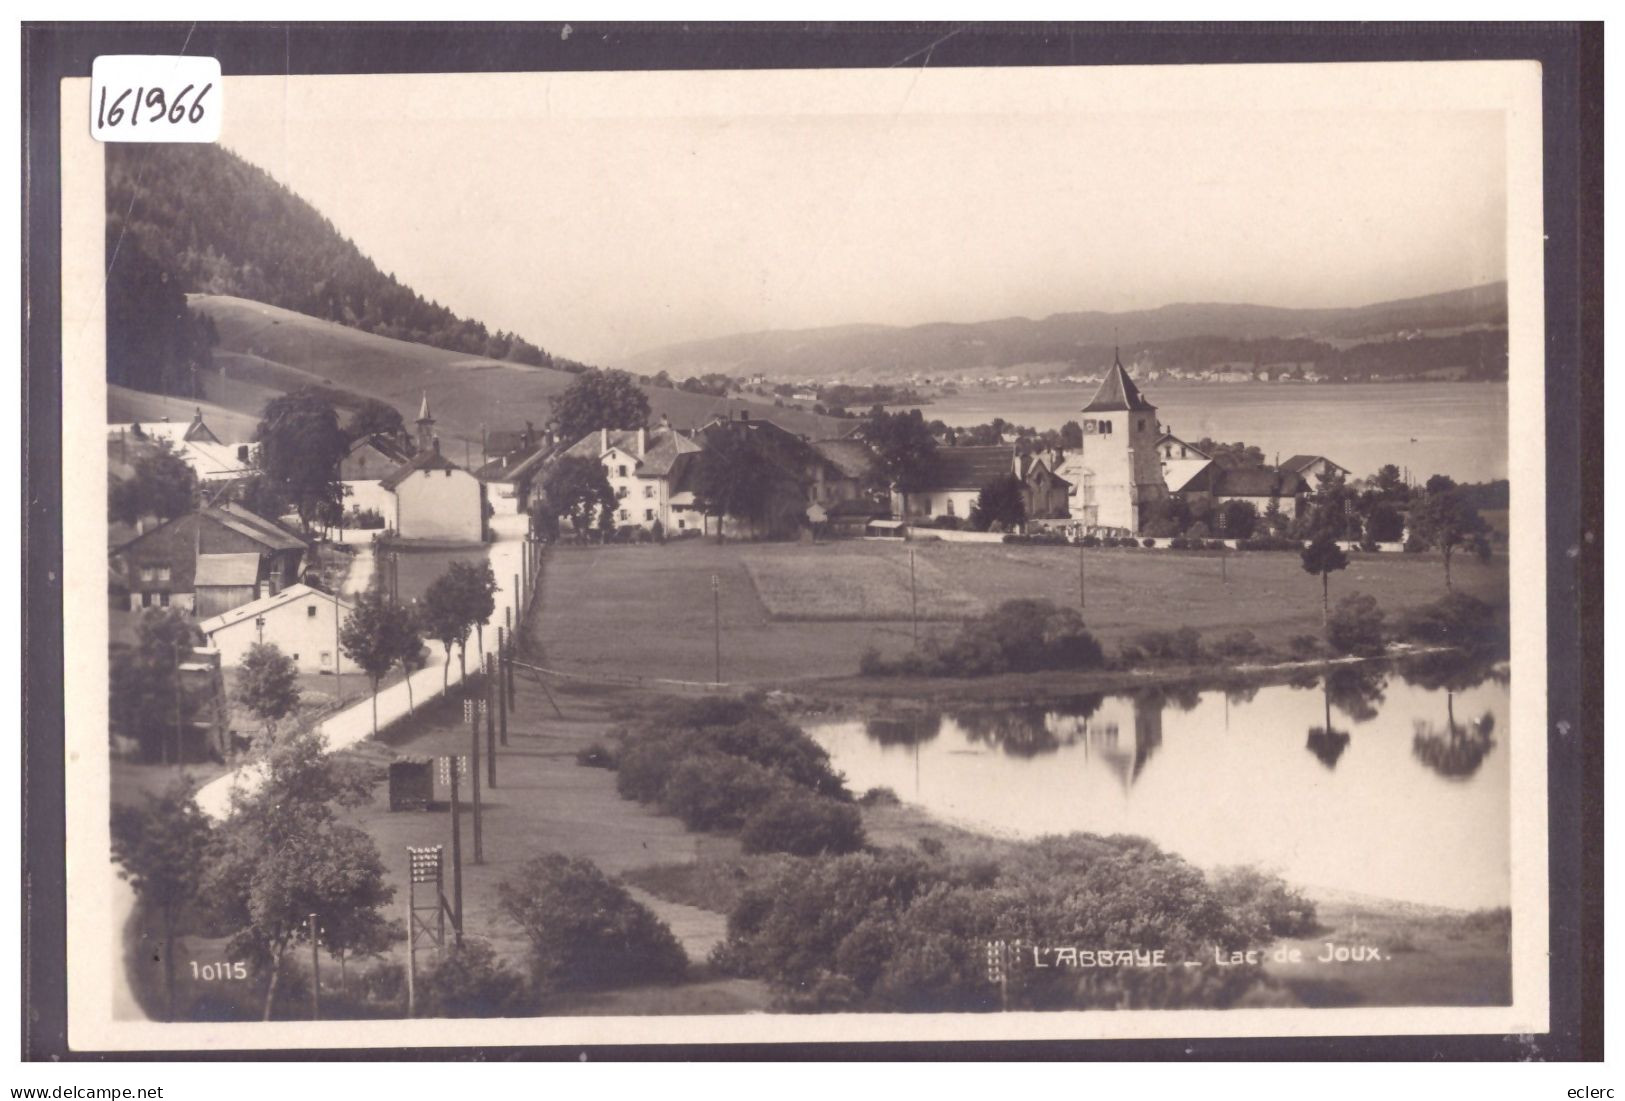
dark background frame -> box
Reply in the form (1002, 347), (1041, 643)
(20, 20), (1603, 1062)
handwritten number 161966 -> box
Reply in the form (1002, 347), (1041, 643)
(97, 82), (213, 130)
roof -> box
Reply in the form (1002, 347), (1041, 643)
(1081, 353), (1156, 414)
(1211, 466), (1306, 498)
(379, 444), (464, 491)
(1279, 454), (1348, 477)
(347, 434), (411, 466)
(912, 446), (1016, 492)
(201, 504), (307, 552)
(559, 427), (702, 478)
(1162, 457), (1214, 493)
(198, 583), (351, 636)
(812, 438), (877, 479)
(827, 497), (888, 518)
(182, 410), (222, 444)
(475, 441), (555, 483)
(1156, 432), (1210, 459)
(417, 391), (433, 422)
(194, 552), (263, 587)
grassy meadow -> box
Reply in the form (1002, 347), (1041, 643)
(532, 536), (1508, 686)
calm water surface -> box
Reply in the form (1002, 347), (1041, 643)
(901, 382), (1508, 483)
(809, 660), (1509, 909)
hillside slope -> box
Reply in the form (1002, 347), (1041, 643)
(625, 283), (1509, 382)
(189, 296), (847, 447)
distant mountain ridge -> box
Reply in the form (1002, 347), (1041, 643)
(624, 282), (1508, 382)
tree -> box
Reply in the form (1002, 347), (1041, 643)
(690, 427), (775, 539)
(111, 781), (213, 1020)
(968, 475), (1027, 532)
(1371, 463), (1410, 504)
(1304, 469), (1359, 540)
(1408, 485), (1492, 591)
(540, 456), (614, 538)
(110, 609), (206, 763)
(109, 446), (198, 525)
(345, 398), (405, 445)
(448, 560), (498, 664)
(863, 408), (937, 491)
(339, 590), (419, 733)
(1300, 534), (1350, 624)
(1219, 499), (1259, 539)
(1263, 494), (1287, 536)
(1365, 501), (1406, 543)
(1059, 420), (1084, 449)
(548, 368), (651, 445)
(202, 729), (394, 1019)
(235, 643), (300, 750)
(422, 571), (473, 689)
(230, 473), (290, 522)
(256, 389), (349, 536)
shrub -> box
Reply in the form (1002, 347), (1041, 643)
(1134, 627), (1205, 664)
(1167, 537), (1191, 551)
(660, 752), (786, 831)
(718, 835), (1292, 1012)
(615, 737), (689, 803)
(346, 506), (386, 530)
(1326, 592), (1386, 656)
(740, 791), (866, 856)
(1395, 591), (1499, 648)
(497, 854), (687, 993)
(1288, 634), (1323, 659)
(1079, 534), (1101, 548)
(859, 786), (901, 807)
(1403, 533), (1426, 554)
(1003, 530), (1067, 546)
(1187, 522), (1212, 540)
(1211, 629), (1263, 661)
(1116, 643), (1145, 667)
(575, 741), (618, 769)
(930, 515), (963, 531)
(858, 647), (886, 676)
(1142, 538), (1157, 548)
(416, 938), (532, 1018)
(1236, 535), (1300, 552)
(916, 836), (946, 858)
(1210, 867), (1318, 940)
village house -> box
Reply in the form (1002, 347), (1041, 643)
(556, 418), (705, 532)
(197, 582), (356, 675)
(112, 409), (257, 482)
(664, 412), (852, 539)
(474, 422), (558, 516)
(1176, 464), (1308, 522)
(112, 503), (307, 614)
(339, 432), (412, 519)
(891, 445), (1069, 525)
(378, 396), (488, 543)
(1063, 353), (1168, 532)
(1279, 454), (1352, 486)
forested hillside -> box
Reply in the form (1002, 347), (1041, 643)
(105, 143), (582, 394)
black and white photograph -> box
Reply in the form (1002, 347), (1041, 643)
(26, 23), (1597, 1062)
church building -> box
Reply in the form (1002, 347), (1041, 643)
(1065, 353), (1168, 533)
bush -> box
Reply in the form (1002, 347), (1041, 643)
(1236, 535), (1300, 552)
(660, 752), (786, 831)
(1288, 634), (1323, 659)
(346, 506), (386, 530)
(1167, 537), (1191, 550)
(497, 854), (687, 993)
(1395, 591), (1499, 649)
(1142, 538), (1157, 548)
(1211, 629), (1263, 660)
(861, 599), (1105, 678)
(741, 791), (866, 856)
(930, 515), (964, 531)
(1210, 867), (1318, 940)
(1134, 627), (1205, 664)
(1403, 533), (1426, 554)
(416, 938), (532, 1018)
(858, 647), (886, 675)
(1187, 522), (1212, 540)
(1079, 534), (1101, 548)
(1003, 530), (1067, 546)
(859, 786), (901, 807)
(1326, 592), (1386, 656)
(718, 836), (1294, 1012)
(575, 741), (618, 769)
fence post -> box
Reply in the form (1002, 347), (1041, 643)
(485, 653), (498, 787)
(497, 627), (509, 746)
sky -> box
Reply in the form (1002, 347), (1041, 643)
(218, 65), (1511, 365)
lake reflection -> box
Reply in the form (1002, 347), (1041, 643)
(810, 659), (1510, 909)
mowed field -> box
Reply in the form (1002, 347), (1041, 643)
(533, 538), (1509, 685)
(188, 295), (848, 448)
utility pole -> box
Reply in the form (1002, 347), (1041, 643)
(1078, 542), (1086, 609)
(467, 700), (484, 865)
(909, 548), (919, 647)
(307, 913), (321, 1020)
(485, 653), (497, 786)
(333, 588), (343, 702)
(447, 756), (464, 945)
(496, 628), (509, 747)
(712, 574), (722, 684)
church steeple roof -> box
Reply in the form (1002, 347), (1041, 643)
(1081, 348), (1155, 413)
(417, 391), (434, 423)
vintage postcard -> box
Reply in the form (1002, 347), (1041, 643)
(57, 54), (1551, 1052)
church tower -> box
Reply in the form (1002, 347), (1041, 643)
(415, 391), (435, 452)
(1072, 350), (1167, 532)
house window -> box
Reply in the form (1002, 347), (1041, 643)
(292, 653), (300, 662)
(946, 497), (956, 517)
(157, 566), (171, 582)
(140, 566), (158, 582)
(140, 592), (153, 608)
(678, 520), (686, 530)
(619, 509), (629, 521)
(617, 464), (628, 477)
(644, 509), (655, 522)
(158, 592), (170, 607)
(643, 485), (654, 498)
(1100, 420), (1113, 435)
(1138, 419), (1146, 432)
(308, 605), (318, 618)
(616, 486), (628, 499)
(320, 651), (332, 668)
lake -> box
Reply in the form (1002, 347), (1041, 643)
(899, 381), (1508, 483)
(808, 658), (1510, 910)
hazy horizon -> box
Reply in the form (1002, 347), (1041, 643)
(217, 67), (1510, 365)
